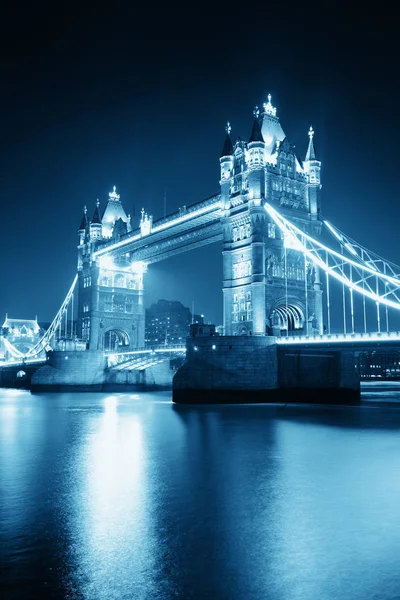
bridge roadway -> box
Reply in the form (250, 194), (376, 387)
(93, 194), (223, 262)
(276, 331), (400, 351)
(3, 332), (400, 370)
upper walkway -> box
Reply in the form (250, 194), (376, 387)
(94, 194), (223, 263)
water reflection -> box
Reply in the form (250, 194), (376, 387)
(2, 391), (400, 600)
(63, 395), (157, 599)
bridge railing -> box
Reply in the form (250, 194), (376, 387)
(276, 331), (400, 344)
(106, 344), (186, 368)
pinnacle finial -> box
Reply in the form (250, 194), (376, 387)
(109, 186), (120, 200)
(308, 126), (314, 140)
(253, 105), (260, 119)
(263, 93), (277, 117)
(96, 198), (100, 207)
(225, 121), (231, 135)
(84, 205), (87, 214)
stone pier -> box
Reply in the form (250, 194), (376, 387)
(173, 335), (360, 404)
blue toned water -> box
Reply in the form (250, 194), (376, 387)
(1, 390), (400, 600)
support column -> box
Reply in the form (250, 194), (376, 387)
(250, 210), (266, 336)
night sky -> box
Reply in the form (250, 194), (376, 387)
(1, 6), (398, 327)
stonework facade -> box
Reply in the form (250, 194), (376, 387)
(76, 94), (323, 348)
(77, 188), (145, 351)
(220, 96), (323, 336)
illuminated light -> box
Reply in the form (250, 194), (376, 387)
(154, 347), (185, 353)
(130, 261), (147, 274)
(263, 93), (277, 117)
(212, 345), (216, 350)
(109, 185), (120, 201)
(265, 204), (400, 298)
(344, 242), (358, 257)
(284, 230), (302, 251)
(104, 395), (118, 411)
(276, 331), (400, 345)
(99, 255), (114, 270)
(65, 356), (69, 360)
(140, 208), (152, 237)
(323, 220), (343, 242)
(263, 135), (273, 146)
(194, 346), (198, 351)
(324, 220), (361, 258)
(93, 200), (221, 258)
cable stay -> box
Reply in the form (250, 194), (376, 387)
(24, 275), (78, 358)
(322, 216), (400, 278)
(265, 203), (400, 311)
(2, 338), (25, 358)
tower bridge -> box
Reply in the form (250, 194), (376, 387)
(2, 91), (400, 398)
(73, 93), (324, 352)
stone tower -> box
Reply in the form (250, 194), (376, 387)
(77, 187), (145, 351)
(221, 95), (323, 337)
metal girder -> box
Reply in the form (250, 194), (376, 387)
(129, 222), (223, 264)
(265, 203), (400, 311)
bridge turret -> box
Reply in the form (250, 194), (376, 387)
(260, 94), (286, 162)
(219, 121), (234, 210)
(89, 199), (103, 241)
(78, 206), (88, 246)
(101, 186), (130, 238)
(303, 126), (322, 218)
(247, 108), (266, 206)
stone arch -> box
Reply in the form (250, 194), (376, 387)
(103, 328), (130, 352)
(269, 302), (304, 333)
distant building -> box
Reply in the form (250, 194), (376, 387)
(189, 323), (216, 337)
(1, 315), (44, 358)
(145, 300), (204, 346)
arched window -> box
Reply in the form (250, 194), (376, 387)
(114, 274), (125, 288)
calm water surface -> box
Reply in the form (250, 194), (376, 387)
(1, 389), (400, 600)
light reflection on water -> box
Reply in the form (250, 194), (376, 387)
(1, 390), (400, 599)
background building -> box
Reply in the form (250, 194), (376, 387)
(145, 300), (204, 346)
(0, 315), (46, 359)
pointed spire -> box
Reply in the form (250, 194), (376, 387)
(305, 126), (317, 161)
(220, 121), (234, 157)
(263, 93), (277, 117)
(109, 185), (120, 201)
(91, 199), (102, 225)
(78, 206), (88, 231)
(249, 118), (264, 143)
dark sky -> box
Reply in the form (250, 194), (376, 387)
(0, 5), (398, 327)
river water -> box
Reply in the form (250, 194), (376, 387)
(1, 389), (400, 600)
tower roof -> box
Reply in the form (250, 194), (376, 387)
(220, 121), (233, 157)
(91, 200), (102, 225)
(249, 118), (264, 143)
(102, 186), (129, 238)
(260, 93), (286, 159)
(78, 208), (87, 231)
(305, 126), (317, 161)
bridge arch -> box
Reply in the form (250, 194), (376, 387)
(269, 302), (304, 333)
(103, 328), (130, 352)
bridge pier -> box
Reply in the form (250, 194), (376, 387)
(173, 335), (360, 404)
